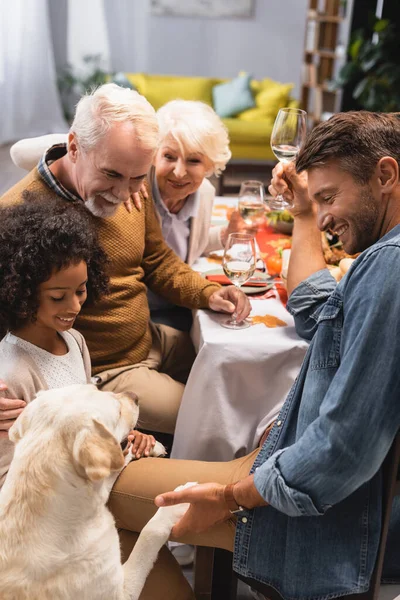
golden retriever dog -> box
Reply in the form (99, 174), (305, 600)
(0, 384), (194, 600)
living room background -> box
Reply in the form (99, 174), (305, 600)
(51, 0), (309, 98)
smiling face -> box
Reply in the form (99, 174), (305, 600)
(69, 122), (155, 218)
(154, 136), (213, 205)
(308, 162), (383, 255)
(35, 261), (88, 333)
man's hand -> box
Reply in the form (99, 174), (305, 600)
(0, 381), (26, 439)
(208, 286), (251, 322)
(125, 430), (156, 458)
(155, 482), (231, 538)
(268, 162), (314, 218)
(221, 210), (259, 247)
(123, 182), (149, 213)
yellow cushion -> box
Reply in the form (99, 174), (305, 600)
(255, 83), (294, 108)
(124, 73), (217, 110)
(238, 83), (294, 121)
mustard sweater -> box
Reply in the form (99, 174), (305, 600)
(1, 170), (220, 374)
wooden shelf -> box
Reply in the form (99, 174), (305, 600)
(314, 14), (343, 23)
(305, 49), (339, 58)
(301, 0), (346, 124)
(302, 82), (336, 92)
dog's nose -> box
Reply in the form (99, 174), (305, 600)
(124, 391), (139, 406)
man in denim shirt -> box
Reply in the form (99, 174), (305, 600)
(143, 112), (400, 599)
(63, 111), (399, 600)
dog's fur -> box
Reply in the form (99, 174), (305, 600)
(0, 384), (194, 600)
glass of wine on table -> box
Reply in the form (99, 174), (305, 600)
(269, 107), (307, 211)
(221, 233), (256, 330)
(238, 180), (266, 227)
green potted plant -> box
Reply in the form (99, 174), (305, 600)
(57, 54), (109, 122)
(335, 16), (400, 112)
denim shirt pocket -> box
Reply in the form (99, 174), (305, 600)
(309, 293), (343, 370)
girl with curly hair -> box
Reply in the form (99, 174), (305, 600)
(0, 198), (156, 488)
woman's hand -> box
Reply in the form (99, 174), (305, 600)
(125, 430), (156, 458)
(155, 482), (232, 538)
(268, 162), (313, 218)
(123, 182), (149, 213)
(221, 210), (259, 246)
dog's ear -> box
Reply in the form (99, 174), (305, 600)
(72, 419), (124, 481)
(8, 409), (30, 444)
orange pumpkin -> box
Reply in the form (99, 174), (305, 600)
(266, 253), (282, 276)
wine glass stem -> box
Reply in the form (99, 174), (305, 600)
(230, 283), (243, 324)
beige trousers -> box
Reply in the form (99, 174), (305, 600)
(98, 323), (196, 434)
(108, 449), (260, 599)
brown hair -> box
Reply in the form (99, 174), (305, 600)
(296, 111), (400, 184)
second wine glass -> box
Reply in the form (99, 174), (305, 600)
(238, 180), (266, 227)
(268, 107), (307, 211)
(221, 233), (256, 330)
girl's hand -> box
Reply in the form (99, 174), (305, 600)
(0, 380), (26, 439)
(126, 430), (156, 458)
(123, 183), (149, 213)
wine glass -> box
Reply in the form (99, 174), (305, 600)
(238, 180), (266, 226)
(268, 107), (307, 210)
(221, 233), (256, 330)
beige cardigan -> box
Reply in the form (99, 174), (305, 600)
(0, 329), (91, 489)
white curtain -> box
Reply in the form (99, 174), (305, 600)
(0, 0), (68, 145)
(103, 0), (149, 73)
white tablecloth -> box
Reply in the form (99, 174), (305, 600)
(171, 296), (309, 462)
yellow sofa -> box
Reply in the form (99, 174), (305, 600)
(124, 73), (298, 161)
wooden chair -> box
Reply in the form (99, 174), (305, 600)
(194, 431), (400, 600)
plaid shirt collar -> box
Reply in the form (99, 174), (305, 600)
(38, 144), (82, 203)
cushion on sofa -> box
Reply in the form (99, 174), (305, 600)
(124, 73), (217, 109)
(212, 73), (255, 119)
(238, 83), (294, 121)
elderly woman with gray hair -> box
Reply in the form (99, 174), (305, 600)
(10, 99), (255, 330)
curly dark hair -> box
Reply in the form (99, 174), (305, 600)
(0, 196), (109, 333)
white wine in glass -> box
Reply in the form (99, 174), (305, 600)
(268, 107), (307, 211)
(238, 180), (265, 226)
(221, 233), (256, 330)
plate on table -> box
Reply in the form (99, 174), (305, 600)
(204, 269), (275, 295)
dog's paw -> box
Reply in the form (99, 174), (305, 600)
(173, 481), (198, 493)
(154, 482), (198, 528)
(123, 446), (135, 466)
(150, 441), (167, 458)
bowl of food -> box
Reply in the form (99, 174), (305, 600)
(266, 209), (294, 234)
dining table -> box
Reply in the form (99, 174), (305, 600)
(170, 197), (309, 462)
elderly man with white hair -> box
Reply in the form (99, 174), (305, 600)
(10, 99), (256, 331)
(0, 83), (250, 439)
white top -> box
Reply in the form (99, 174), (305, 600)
(5, 332), (87, 389)
(0, 328), (91, 490)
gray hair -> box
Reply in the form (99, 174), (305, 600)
(70, 83), (159, 153)
(156, 100), (231, 176)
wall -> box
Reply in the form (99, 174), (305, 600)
(103, 0), (309, 97)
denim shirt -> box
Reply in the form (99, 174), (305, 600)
(234, 225), (400, 599)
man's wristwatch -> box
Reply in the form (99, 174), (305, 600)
(224, 483), (245, 514)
